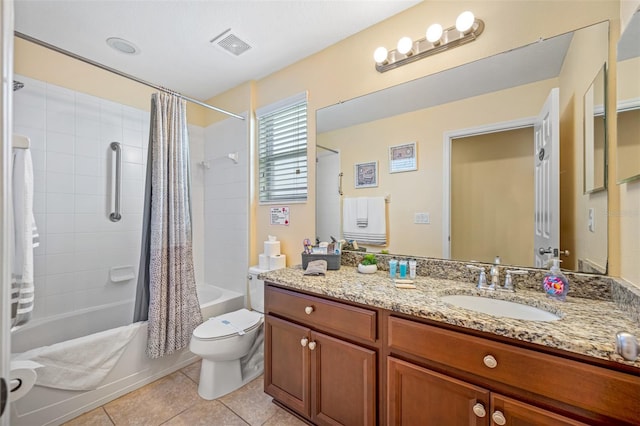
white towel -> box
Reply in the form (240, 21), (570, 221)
(343, 197), (386, 245)
(11, 148), (38, 328)
(13, 323), (140, 391)
(356, 197), (368, 227)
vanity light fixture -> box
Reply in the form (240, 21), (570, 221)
(373, 11), (484, 73)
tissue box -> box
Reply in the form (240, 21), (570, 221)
(301, 253), (341, 270)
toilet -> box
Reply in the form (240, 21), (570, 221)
(189, 266), (267, 400)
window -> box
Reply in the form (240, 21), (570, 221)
(257, 92), (308, 203)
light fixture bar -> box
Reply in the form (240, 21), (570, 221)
(375, 19), (484, 73)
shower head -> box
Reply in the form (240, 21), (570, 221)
(13, 80), (24, 91)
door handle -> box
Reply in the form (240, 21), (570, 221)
(538, 247), (553, 255)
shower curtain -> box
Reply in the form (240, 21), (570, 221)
(134, 92), (202, 359)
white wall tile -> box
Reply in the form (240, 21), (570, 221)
(46, 152), (74, 174)
(46, 171), (74, 193)
(47, 233), (75, 254)
(47, 132), (75, 155)
(47, 214), (74, 234)
(46, 192), (75, 214)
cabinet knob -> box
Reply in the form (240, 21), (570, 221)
(483, 354), (498, 369)
(492, 410), (507, 425)
(472, 403), (486, 418)
(300, 338), (308, 347)
(304, 306), (314, 315)
(308, 341), (317, 350)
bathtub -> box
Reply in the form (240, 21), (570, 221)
(10, 285), (244, 426)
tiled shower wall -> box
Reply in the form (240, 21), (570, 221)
(12, 74), (245, 323)
(13, 75), (149, 321)
(203, 115), (249, 295)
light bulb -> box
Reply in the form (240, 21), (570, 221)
(373, 46), (388, 64)
(397, 36), (413, 55)
(456, 11), (475, 33)
(426, 23), (443, 44)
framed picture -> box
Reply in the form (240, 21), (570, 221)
(389, 142), (417, 173)
(354, 161), (378, 188)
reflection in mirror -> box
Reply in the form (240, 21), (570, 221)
(583, 63), (607, 194)
(616, 9), (640, 183)
(316, 22), (609, 273)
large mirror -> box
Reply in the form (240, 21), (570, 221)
(583, 63), (607, 194)
(616, 9), (640, 183)
(316, 21), (609, 274)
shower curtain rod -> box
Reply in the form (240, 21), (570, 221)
(317, 144), (339, 154)
(15, 31), (245, 120)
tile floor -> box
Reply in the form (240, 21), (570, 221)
(62, 360), (307, 426)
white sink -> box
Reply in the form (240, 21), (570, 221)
(440, 295), (561, 322)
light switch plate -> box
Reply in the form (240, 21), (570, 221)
(414, 212), (430, 224)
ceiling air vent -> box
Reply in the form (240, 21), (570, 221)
(216, 33), (251, 56)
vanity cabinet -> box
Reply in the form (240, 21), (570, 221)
(387, 357), (586, 425)
(264, 284), (378, 425)
(387, 316), (640, 425)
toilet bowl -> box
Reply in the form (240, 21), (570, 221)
(189, 266), (268, 400)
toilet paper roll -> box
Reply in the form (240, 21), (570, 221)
(269, 254), (286, 270)
(10, 360), (43, 401)
(263, 241), (281, 257)
(258, 254), (269, 270)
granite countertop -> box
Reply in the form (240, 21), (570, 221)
(260, 265), (640, 370)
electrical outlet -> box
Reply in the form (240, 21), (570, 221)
(414, 212), (430, 224)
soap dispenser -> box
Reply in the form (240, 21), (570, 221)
(543, 258), (569, 301)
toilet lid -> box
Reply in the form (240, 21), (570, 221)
(193, 309), (263, 340)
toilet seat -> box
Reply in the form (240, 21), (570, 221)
(193, 309), (263, 341)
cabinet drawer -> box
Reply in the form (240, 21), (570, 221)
(266, 285), (377, 343)
(388, 316), (640, 425)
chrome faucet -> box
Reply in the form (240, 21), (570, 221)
(499, 269), (528, 292)
(467, 265), (490, 290)
(489, 256), (501, 290)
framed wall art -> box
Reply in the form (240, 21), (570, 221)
(389, 142), (417, 173)
(354, 161), (378, 188)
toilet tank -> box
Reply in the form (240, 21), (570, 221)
(248, 266), (268, 313)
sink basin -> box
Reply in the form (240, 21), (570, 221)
(440, 295), (561, 322)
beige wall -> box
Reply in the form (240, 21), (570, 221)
(14, 37), (208, 126)
(557, 20), (609, 272)
(618, 0), (640, 285)
(318, 79), (557, 259)
(14, 1), (635, 284)
(226, 0), (620, 269)
(451, 128), (534, 266)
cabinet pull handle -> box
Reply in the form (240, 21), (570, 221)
(300, 338), (308, 347)
(304, 306), (314, 315)
(308, 341), (317, 350)
(492, 410), (506, 425)
(472, 403), (486, 418)
(483, 354), (498, 368)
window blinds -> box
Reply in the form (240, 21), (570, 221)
(257, 92), (308, 203)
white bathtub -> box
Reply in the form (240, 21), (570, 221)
(10, 285), (244, 426)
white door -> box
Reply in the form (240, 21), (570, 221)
(534, 88), (560, 267)
(1, 1), (13, 423)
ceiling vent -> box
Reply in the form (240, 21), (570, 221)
(215, 33), (251, 56)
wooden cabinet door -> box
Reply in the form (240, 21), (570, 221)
(387, 357), (490, 426)
(311, 331), (377, 426)
(491, 394), (588, 426)
(264, 315), (311, 418)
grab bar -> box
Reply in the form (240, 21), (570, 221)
(110, 142), (122, 222)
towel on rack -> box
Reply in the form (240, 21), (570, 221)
(11, 148), (38, 328)
(343, 197), (386, 245)
(356, 198), (368, 227)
